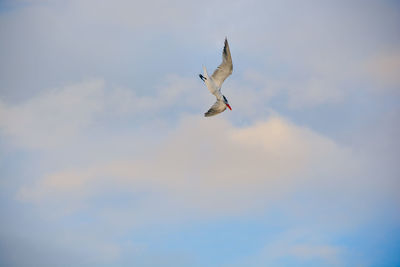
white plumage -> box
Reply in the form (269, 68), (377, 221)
(200, 38), (233, 117)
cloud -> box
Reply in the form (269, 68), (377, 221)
(364, 49), (400, 91)
(227, 1), (400, 107)
(1, 1), (399, 265)
(0, 80), (105, 149)
(234, 228), (343, 267)
(1, 0), (398, 109)
(0, 75), (204, 150)
(0, 223), (124, 267)
(17, 115), (358, 224)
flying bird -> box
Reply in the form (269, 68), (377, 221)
(199, 38), (233, 117)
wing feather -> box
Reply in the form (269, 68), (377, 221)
(204, 99), (227, 117)
(211, 38), (233, 88)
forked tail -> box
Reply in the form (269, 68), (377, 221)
(199, 66), (209, 82)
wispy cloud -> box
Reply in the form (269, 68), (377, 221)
(0, 75), (203, 149)
(235, 229), (343, 266)
(17, 114), (361, 223)
(0, 80), (105, 149)
(1, 0), (399, 266)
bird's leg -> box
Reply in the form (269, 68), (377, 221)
(199, 74), (207, 82)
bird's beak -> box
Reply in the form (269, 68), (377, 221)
(226, 103), (232, 110)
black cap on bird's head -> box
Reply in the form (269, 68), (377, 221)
(222, 95), (232, 110)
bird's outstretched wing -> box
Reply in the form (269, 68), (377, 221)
(211, 38), (233, 88)
(204, 99), (227, 117)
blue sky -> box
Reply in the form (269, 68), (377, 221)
(0, 0), (399, 266)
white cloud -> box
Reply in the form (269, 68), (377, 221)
(1, 1), (399, 265)
(0, 80), (105, 149)
(17, 115), (359, 225)
(2, 0), (398, 110)
(0, 75), (204, 150)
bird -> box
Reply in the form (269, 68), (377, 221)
(199, 38), (233, 117)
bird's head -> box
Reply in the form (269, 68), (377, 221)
(222, 95), (232, 110)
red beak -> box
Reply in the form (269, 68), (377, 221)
(226, 103), (232, 110)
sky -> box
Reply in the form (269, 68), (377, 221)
(0, 0), (399, 266)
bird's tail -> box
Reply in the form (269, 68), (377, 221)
(202, 66), (209, 77)
(199, 66), (209, 82)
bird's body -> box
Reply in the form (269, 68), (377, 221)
(200, 38), (233, 117)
